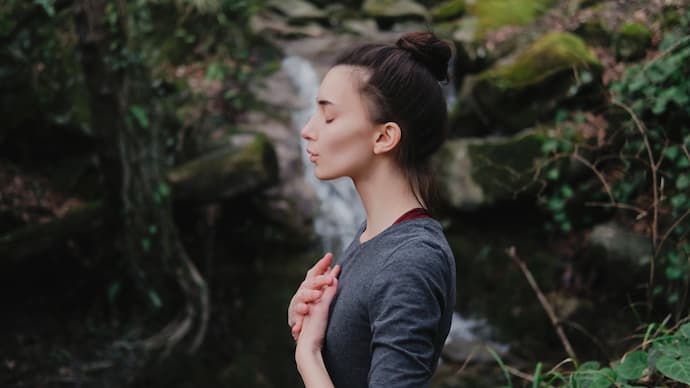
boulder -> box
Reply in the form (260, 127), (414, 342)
(167, 133), (278, 202)
(588, 221), (652, 267)
(362, 0), (429, 23)
(435, 129), (547, 209)
(615, 22), (653, 61)
(466, 32), (603, 134)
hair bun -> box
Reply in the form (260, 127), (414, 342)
(395, 32), (452, 82)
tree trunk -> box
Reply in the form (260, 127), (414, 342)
(74, 0), (208, 355)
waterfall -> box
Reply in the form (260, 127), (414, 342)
(282, 55), (366, 255)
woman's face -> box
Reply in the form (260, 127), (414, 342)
(301, 65), (377, 181)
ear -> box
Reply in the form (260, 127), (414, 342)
(372, 122), (401, 155)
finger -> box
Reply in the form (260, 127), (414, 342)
(320, 278), (339, 305)
(298, 289), (322, 302)
(296, 302), (309, 315)
(306, 252), (333, 278)
(330, 264), (341, 279)
(292, 321), (302, 339)
(302, 274), (335, 290)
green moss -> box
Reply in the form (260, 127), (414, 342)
(479, 32), (600, 89)
(430, 0), (465, 22)
(467, 0), (554, 38)
(619, 22), (653, 40)
(615, 22), (652, 61)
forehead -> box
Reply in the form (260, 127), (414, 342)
(318, 65), (369, 105)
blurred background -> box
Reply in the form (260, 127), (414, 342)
(1, 0), (689, 386)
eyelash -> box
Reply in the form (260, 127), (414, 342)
(325, 118), (334, 124)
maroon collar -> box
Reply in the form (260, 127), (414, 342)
(393, 208), (430, 224)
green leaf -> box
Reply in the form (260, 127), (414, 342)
(677, 324), (690, 341)
(616, 351), (648, 380)
(129, 105), (149, 128)
(573, 362), (615, 388)
(665, 265), (684, 280)
(671, 194), (687, 208)
(676, 174), (690, 190)
(655, 355), (690, 384)
(547, 168), (560, 180)
(664, 146), (680, 161)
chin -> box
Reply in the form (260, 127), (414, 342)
(313, 167), (344, 181)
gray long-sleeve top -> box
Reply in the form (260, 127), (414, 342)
(323, 218), (456, 387)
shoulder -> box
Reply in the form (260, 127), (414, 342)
(380, 219), (454, 271)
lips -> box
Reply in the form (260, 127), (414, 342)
(307, 148), (319, 162)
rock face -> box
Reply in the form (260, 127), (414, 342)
(435, 129), (546, 210)
(455, 32), (602, 135)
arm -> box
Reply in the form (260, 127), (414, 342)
(295, 271), (339, 388)
(367, 243), (452, 388)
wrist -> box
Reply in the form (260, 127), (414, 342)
(295, 341), (323, 370)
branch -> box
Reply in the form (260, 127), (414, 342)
(506, 246), (578, 364)
(611, 100), (659, 316)
(571, 152), (615, 204)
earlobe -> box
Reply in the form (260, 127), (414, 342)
(373, 122), (401, 155)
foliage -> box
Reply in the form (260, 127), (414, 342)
(539, 10), (690, 309)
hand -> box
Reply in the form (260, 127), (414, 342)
(296, 275), (339, 358)
(288, 253), (339, 340)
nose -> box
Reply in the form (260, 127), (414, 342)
(301, 114), (316, 140)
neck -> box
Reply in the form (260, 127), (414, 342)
(353, 159), (423, 243)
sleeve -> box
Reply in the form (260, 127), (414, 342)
(366, 241), (449, 388)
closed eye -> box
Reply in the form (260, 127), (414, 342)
(325, 118), (334, 124)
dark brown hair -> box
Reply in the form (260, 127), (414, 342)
(333, 31), (452, 212)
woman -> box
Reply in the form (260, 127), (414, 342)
(287, 31), (457, 388)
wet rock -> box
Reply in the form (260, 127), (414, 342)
(468, 32), (603, 133)
(442, 313), (509, 363)
(615, 22), (652, 61)
(362, 0), (430, 24)
(588, 221), (652, 267)
(435, 129), (546, 209)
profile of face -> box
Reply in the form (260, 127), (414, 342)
(301, 65), (380, 181)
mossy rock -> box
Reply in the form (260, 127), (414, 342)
(466, 0), (555, 38)
(435, 129), (547, 209)
(430, 0), (465, 22)
(615, 22), (652, 61)
(470, 32), (602, 133)
(574, 18), (613, 47)
(362, 0), (429, 21)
